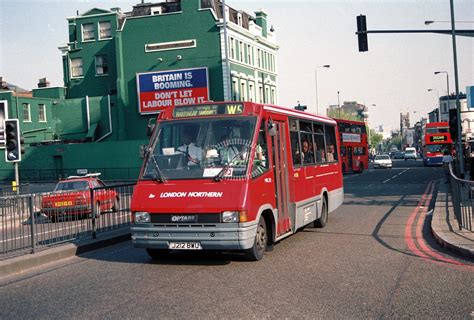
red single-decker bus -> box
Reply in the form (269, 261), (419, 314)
(130, 102), (344, 261)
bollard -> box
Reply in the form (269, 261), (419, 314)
(29, 195), (36, 254)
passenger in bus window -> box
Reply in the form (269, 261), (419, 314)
(314, 147), (323, 163)
(177, 132), (202, 166)
(302, 140), (314, 164)
(326, 145), (335, 162)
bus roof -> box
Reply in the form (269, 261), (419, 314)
(426, 122), (449, 128)
(333, 118), (366, 126)
(158, 101), (337, 125)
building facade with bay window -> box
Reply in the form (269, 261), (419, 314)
(0, 0), (279, 181)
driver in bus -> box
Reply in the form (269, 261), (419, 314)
(177, 131), (202, 166)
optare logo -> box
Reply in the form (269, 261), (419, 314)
(171, 215), (196, 223)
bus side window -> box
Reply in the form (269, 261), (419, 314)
(313, 123), (325, 163)
(324, 125), (338, 162)
(289, 119), (301, 166)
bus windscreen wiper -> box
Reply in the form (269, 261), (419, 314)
(150, 154), (167, 183)
(213, 147), (248, 182)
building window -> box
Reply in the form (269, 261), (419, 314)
(239, 41), (243, 61)
(99, 21), (112, 39)
(249, 82), (254, 102)
(241, 81), (247, 101)
(38, 104), (47, 122)
(70, 58), (83, 78)
(230, 37), (235, 59)
(232, 79), (239, 101)
(95, 55), (108, 75)
(22, 103), (31, 122)
(82, 23), (95, 41)
(247, 44), (251, 65)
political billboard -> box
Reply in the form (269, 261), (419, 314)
(137, 67), (209, 114)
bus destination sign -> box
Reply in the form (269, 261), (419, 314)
(430, 135), (447, 142)
(173, 104), (244, 118)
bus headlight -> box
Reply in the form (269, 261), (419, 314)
(222, 211), (239, 223)
(134, 212), (150, 223)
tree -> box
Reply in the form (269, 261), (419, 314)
(369, 129), (383, 148)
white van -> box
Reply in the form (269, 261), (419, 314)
(404, 147), (417, 160)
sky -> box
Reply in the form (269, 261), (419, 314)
(0, 0), (473, 131)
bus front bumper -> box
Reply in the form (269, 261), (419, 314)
(424, 156), (443, 166)
(131, 222), (258, 251)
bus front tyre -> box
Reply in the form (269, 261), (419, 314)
(314, 197), (328, 228)
(245, 216), (267, 261)
(147, 248), (170, 260)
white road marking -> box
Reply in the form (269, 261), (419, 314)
(383, 169), (409, 184)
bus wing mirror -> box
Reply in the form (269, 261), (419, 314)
(268, 120), (277, 136)
(147, 118), (157, 137)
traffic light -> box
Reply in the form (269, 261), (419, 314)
(449, 108), (458, 142)
(4, 119), (21, 162)
(356, 15), (368, 52)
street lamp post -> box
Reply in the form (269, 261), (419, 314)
(315, 65), (330, 115)
(449, 0), (465, 176)
(428, 88), (440, 121)
(337, 91), (341, 118)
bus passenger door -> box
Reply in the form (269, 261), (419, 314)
(271, 121), (292, 236)
(347, 146), (353, 172)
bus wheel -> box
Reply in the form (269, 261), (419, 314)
(314, 197), (328, 228)
(245, 216), (267, 261)
(359, 164), (364, 173)
(146, 248), (169, 260)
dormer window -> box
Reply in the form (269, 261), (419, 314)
(151, 6), (162, 15)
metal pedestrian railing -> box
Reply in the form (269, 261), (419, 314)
(448, 163), (473, 231)
(0, 183), (135, 259)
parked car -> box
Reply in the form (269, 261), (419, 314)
(404, 148), (417, 160)
(393, 151), (405, 159)
(41, 173), (119, 222)
(374, 154), (393, 169)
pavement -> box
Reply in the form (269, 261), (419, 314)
(431, 181), (474, 259)
(0, 229), (131, 278)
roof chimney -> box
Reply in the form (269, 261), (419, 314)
(38, 77), (50, 88)
(0, 77), (6, 89)
(255, 10), (268, 38)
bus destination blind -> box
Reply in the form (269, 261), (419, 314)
(173, 104), (243, 118)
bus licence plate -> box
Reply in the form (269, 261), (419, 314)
(169, 242), (202, 250)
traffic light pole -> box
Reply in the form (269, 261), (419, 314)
(14, 162), (19, 195)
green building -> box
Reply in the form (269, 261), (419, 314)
(0, 0), (278, 181)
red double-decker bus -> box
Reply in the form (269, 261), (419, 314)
(334, 119), (369, 174)
(130, 102), (344, 261)
(422, 122), (452, 166)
